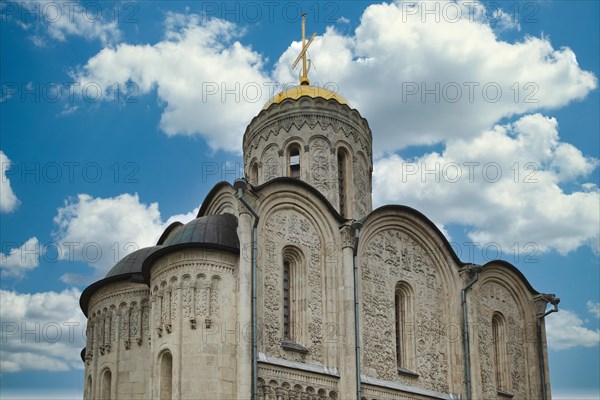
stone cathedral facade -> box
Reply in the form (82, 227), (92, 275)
(79, 32), (558, 400)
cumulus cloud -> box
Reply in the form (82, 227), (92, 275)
(0, 237), (40, 278)
(546, 309), (600, 350)
(52, 193), (200, 278)
(373, 114), (599, 255)
(0, 288), (86, 373)
(273, 0), (597, 153)
(587, 301), (600, 319)
(68, 1), (597, 255)
(72, 1), (595, 156)
(3, 0), (121, 46)
(52, 193), (164, 274)
(72, 13), (272, 153)
(1, 150), (20, 213)
(164, 206), (200, 226)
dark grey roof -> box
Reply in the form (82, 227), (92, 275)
(157, 221), (183, 245)
(161, 214), (239, 249)
(142, 214), (239, 282)
(79, 246), (161, 316)
(104, 246), (162, 278)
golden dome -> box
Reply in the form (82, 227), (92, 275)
(262, 85), (350, 110)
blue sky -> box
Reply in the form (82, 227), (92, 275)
(0, 0), (598, 398)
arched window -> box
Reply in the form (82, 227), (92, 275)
(337, 148), (351, 217)
(288, 145), (301, 179)
(251, 163), (259, 185)
(492, 313), (511, 393)
(282, 246), (306, 350)
(395, 281), (416, 374)
(283, 260), (291, 340)
(160, 351), (173, 400)
(100, 369), (111, 400)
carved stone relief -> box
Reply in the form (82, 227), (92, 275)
(262, 208), (323, 364)
(477, 282), (528, 398)
(361, 229), (449, 393)
(354, 156), (369, 218)
(257, 365), (338, 400)
(310, 137), (333, 192)
(262, 146), (281, 182)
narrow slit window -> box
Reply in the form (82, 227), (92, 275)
(395, 281), (415, 373)
(283, 261), (291, 339)
(492, 313), (510, 392)
(395, 291), (406, 367)
(282, 247), (305, 347)
(338, 150), (347, 217)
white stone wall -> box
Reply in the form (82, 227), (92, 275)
(243, 97), (373, 219)
(472, 268), (544, 399)
(80, 95), (553, 400)
(148, 248), (239, 400)
(85, 281), (151, 400)
(358, 220), (460, 394)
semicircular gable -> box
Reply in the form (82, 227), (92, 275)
(481, 259), (539, 295)
(254, 177), (346, 224)
(478, 260), (540, 319)
(197, 181), (237, 217)
(475, 263), (540, 399)
(360, 205), (465, 287)
(256, 184), (340, 365)
(357, 206), (461, 386)
(257, 181), (341, 244)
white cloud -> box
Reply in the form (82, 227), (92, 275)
(0, 237), (40, 278)
(5, 0), (120, 46)
(273, 0), (597, 153)
(164, 206), (200, 226)
(73, 14), (272, 153)
(52, 193), (164, 274)
(373, 114), (599, 255)
(0, 288), (86, 373)
(546, 309), (600, 350)
(69, 2), (598, 256)
(73, 1), (595, 156)
(490, 7), (520, 32)
(587, 301), (600, 319)
(1, 150), (20, 213)
(52, 193), (200, 277)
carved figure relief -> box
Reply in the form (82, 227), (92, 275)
(310, 138), (332, 189)
(262, 146), (281, 182)
(130, 302), (140, 342)
(354, 156), (369, 217)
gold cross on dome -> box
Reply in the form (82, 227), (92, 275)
(292, 13), (316, 86)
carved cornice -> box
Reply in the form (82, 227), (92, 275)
(243, 99), (373, 164)
(89, 288), (150, 316)
(151, 261), (236, 287)
(361, 375), (458, 400)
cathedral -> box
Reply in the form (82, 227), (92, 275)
(79, 17), (559, 400)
